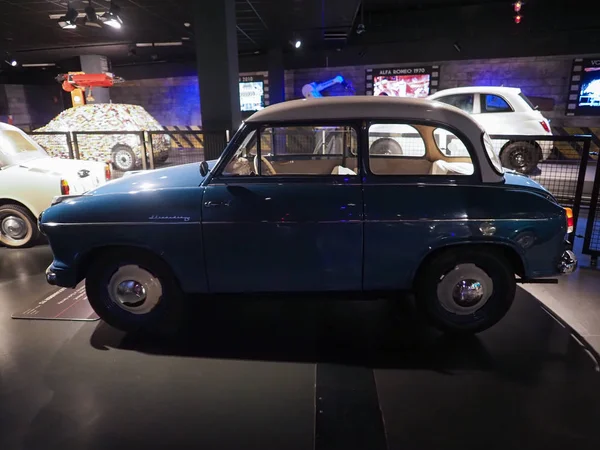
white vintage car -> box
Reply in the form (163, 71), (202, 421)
(428, 86), (554, 174)
(0, 122), (110, 248)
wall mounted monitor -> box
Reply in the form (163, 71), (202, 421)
(239, 75), (266, 113)
(366, 66), (440, 98)
(566, 58), (600, 116)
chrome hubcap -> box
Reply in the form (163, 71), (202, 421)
(108, 265), (162, 314)
(452, 279), (484, 306)
(116, 280), (148, 308)
(116, 151), (132, 168)
(437, 263), (493, 315)
(1, 216), (27, 240)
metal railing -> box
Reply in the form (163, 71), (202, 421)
(29, 129), (228, 178)
(583, 161), (600, 266)
(488, 134), (594, 245)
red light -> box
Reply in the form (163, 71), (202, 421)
(514, 14), (522, 24)
(105, 163), (112, 181)
(514, 1), (522, 12)
(60, 179), (70, 195)
(540, 121), (551, 133)
(565, 207), (574, 234)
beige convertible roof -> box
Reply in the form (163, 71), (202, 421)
(246, 96), (503, 183)
(248, 96), (478, 125)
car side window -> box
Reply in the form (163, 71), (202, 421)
(481, 94), (512, 113)
(434, 94), (474, 113)
(221, 125), (358, 177)
(368, 123), (474, 176)
(257, 125), (358, 176)
(221, 129), (258, 176)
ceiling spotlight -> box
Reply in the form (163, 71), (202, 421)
(453, 42), (462, 52)
(58, 2), (78, 29)
(514, 14), (522, 24)
(5, 59), (17, 67)
(294, 40), (302, 49)
(84, 0), (103, 28)
(184, 22), (191, 28)
(513, 1), (524, 13)
(101, 1), (124, 29)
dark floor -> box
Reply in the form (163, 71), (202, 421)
(1, 246), (600, 450)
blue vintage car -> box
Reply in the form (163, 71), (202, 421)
(39, 97), (577, 334)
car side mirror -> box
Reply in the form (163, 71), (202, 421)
(200, 161), (209, 177)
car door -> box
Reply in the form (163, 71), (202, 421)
(362, 120), (480, 291)
(201, 122), (363, 293)
(471, 93), (515, 135)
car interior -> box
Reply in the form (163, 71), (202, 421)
(221, 124), (475, 177)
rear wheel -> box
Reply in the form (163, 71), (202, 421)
(112, 145), (137, 172)
(0, 204), (38, 248)
(85, 249), (184, 334)
(500, 141), (539, 174)
(370, 138), (403, 155)
(415, 249), (516, 334)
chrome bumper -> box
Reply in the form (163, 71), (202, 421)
(558, 250), (578, 275)
(46, 266), (58, 285)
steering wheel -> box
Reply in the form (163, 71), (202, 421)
(254, 155), (277, 176)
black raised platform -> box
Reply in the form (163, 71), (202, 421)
(1, 245), (599, 450)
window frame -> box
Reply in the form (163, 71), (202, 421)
(479, 93), (514, 114)
(363, 118), (482, 183)
(208, 120), (362, 183)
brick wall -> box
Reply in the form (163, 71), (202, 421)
(284, 55), (600, 128)
(110, 76), (201, 127)
(0, 84), (63, 128)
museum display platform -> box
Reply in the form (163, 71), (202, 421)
(1, 245), (600, 450)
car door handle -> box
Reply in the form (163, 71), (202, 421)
(204, 200), (230, 207)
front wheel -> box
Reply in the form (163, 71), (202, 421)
(415, 249), (516, 334)
(0, 204), (39, 248)
(85, 250), (184, 334)
(500, 141), (539, 174)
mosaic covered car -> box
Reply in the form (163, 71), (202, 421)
(32, 104), (170, 172)
(40, 97), (576, 335)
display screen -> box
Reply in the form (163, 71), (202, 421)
(373, 74), (431, 98)
(367, 66), (439, 98)
(578, 67), (600, 110)
(239, 77), (265, 112)
(567, 59), (600, 116)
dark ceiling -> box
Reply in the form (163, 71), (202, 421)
(0, 0), (599, 73)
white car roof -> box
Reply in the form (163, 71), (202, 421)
(246, 96), (503, 183)
(429, 86), (522, 97)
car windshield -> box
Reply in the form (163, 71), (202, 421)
(482, 132), (503, 174)
(0, 130), (49, 167)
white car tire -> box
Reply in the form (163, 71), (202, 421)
(112, 145), (137, 172)
(0, 204), (39, 248)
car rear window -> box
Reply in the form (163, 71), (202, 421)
(481, 94), (513, 113)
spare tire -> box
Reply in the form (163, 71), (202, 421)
(370, 138), (403, 155)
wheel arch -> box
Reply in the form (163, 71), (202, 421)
(0, 198), (38, 219)
(499, 139), (543, 160)
(412, 242), (526, 288)
(75, 244), (183, 289)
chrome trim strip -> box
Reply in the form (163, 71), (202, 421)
(365, 218), (550, 223)
(203, 220), (363, 225)
(43, 217), (549, 227)
(43, 221), (201, 227)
